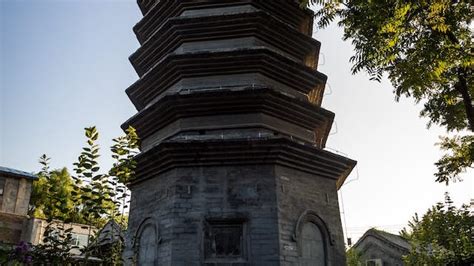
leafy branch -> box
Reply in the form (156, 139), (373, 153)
(301, 0), (473, 183)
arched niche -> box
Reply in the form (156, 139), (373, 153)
(133, 217), (160, 266)
(293, 210), (332, 266)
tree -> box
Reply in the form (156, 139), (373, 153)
(27, 156), (77, 264)
(301, 0), (473, 184)
(19, 126), (139, 264)
(72, 126), (117, 229)
(346, 248), (362, 266)
(400, 193), (474, 265)
(71, 126), (138, 263)
(29, 155), (114, 228)
(109, 126), (139, 225)
(29, 163), (76, 222)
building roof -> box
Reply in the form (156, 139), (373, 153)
(93, 220), (124, 246)
(354, 228), (411, 252)
(0, 166), (37, 180)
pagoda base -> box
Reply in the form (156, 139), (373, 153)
(124, 138), (351, 265)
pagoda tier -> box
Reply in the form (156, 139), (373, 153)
(122, 87), (334, 151)
(129, 9), (320, 77)
(122, 1), (356, 265)
(134, 0), (314, 43)
(127, 47), (327, 110)
(132, 138), (354, 190)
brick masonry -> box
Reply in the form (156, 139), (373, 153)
(124, 161), (350, 265)
(122, 1), (356, 265)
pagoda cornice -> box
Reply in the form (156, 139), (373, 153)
(122, 87), (334, 148)
(126, 47), (327, 111)
(129, 137), (356, 190)
(134, 0), (314, 44)
(130, 10), (321, 77)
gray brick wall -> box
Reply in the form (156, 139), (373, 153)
(275, 165), (346, 266)
(126, 165), (282, 265)
(125, 164), (346, 265)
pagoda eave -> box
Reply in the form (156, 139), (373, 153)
(122, 87), (335, 148)
(129, 138), (357, 190)
(126, 47), (328, 110)
(135, 0), (314, 43)
(129, 10), (321, 77)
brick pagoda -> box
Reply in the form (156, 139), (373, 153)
(122, 1), (356, 265)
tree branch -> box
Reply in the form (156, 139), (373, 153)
(455, 68), (474, 132)
(444, 31), (474, 132)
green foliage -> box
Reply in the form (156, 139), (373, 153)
(31, 223), (76, 264)
(27, 157), (78, 263)
(23, 126), (139, 264)
(436, 135), (474, 184)
(101, 126), (139, 265)
(109, 126), (139, 226)
(29, 162), (77, 222)
(101, 240), (124, 265)
(346, 248), (362, 266)
(110, 126), (139, 185)
(71, 126), (136, 262)
(72, 126), (116, 228)
(301, 0), (473, 183)
(401, 193), (474, 265)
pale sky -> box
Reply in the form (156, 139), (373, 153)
(1, 0), (472, 244)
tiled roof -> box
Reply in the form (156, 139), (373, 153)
(94, 220), (124, 246)
(354, 228), (411, 251)
(0, 166), (37, 180)
(374, 229), (411, 250)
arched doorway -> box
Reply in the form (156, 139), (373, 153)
(134, 217), (159, 265)
(300, 222), (326, 265)
(294, 210), (330, 266)
(137, 224), (157, 264)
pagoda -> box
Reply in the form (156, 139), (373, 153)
(122, 1), (356, 265)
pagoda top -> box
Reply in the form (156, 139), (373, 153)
(134, 0), (314, 44)
(136, 0), (311, 16)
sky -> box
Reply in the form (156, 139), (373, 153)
(1, 0), (472, 244)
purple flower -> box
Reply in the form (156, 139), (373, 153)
(10, 241), (32, 263)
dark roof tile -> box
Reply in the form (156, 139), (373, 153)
(0, 166), (37, 180)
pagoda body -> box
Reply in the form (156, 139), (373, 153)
(122, 1), (356, 265)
